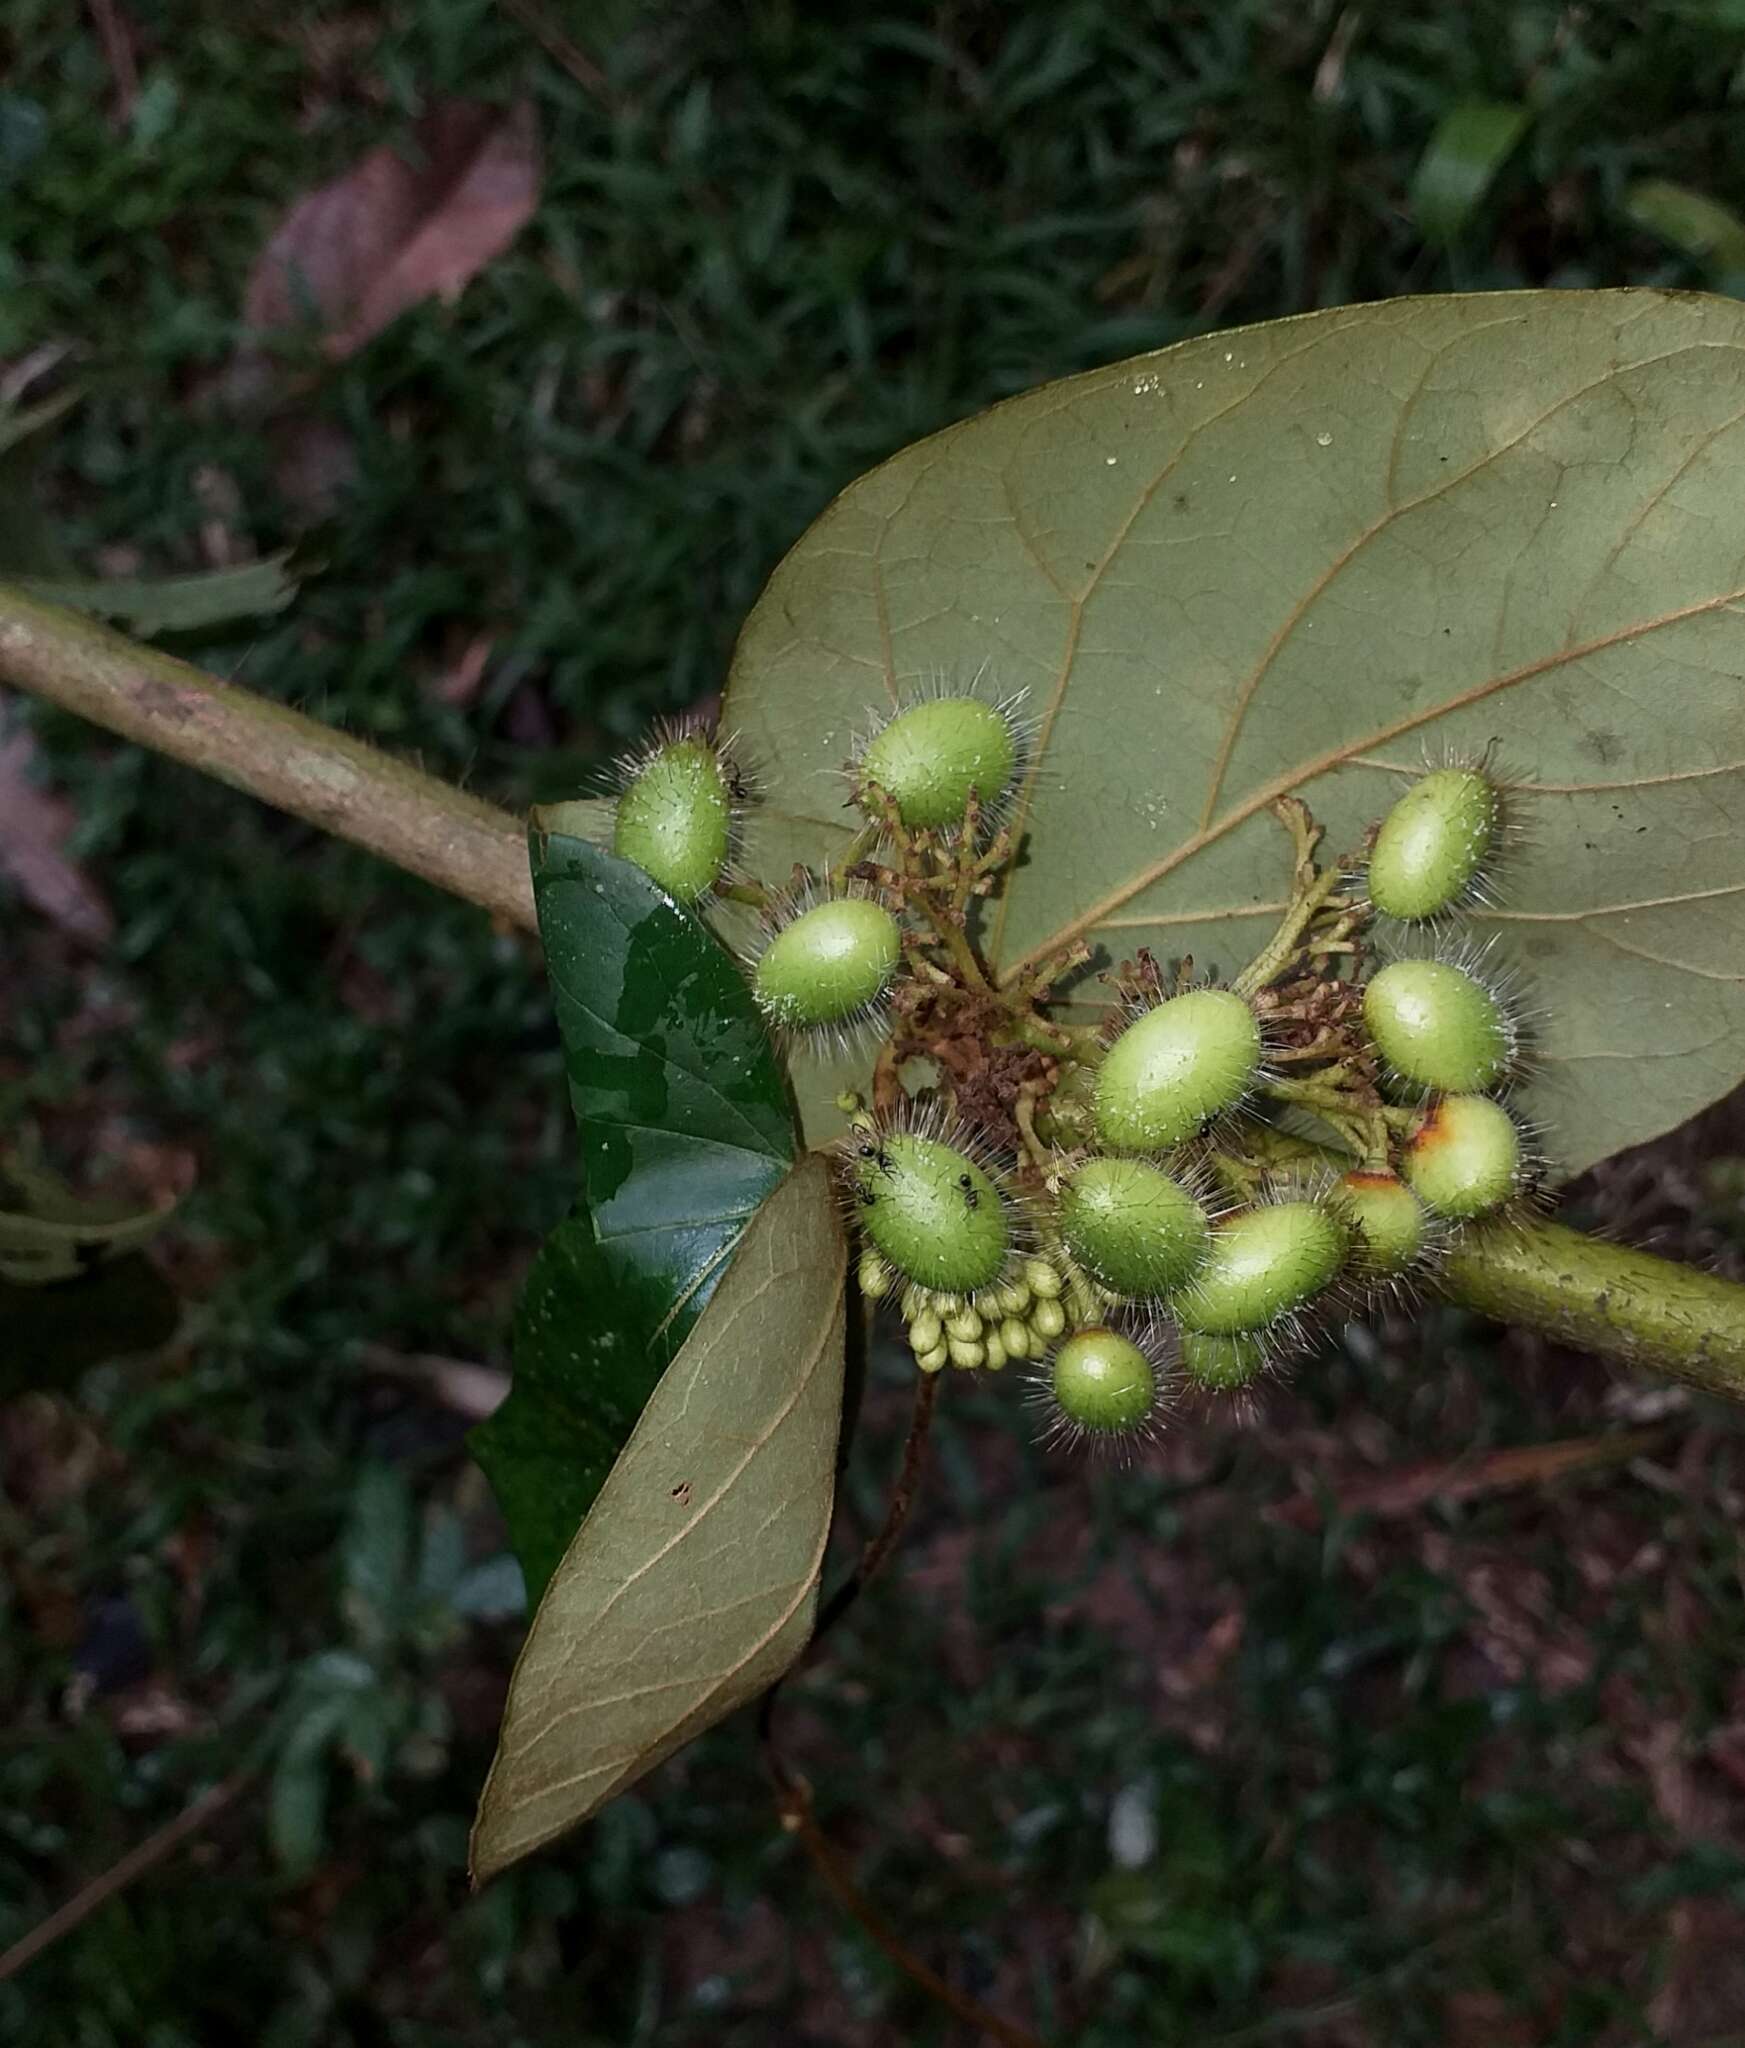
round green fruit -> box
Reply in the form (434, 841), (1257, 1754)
(1059, 1157), (1210, 1299)
(857, 696), (1018, 830)
(1330, 1171), (1427, 1278)
(1363, 959), (1510, 1093)
(1179, 1328), (1268, 1392)
(1403, 1094), (1523, 1219)
(853, 1134), (1010, 1294)
(754, 896), (901, 1029)
(613, 736), (733, 901)
(1368, 768), (1499, 921)
(1050, 1329), (1156, 1435)
(1175, 1201), (1347, 1336)
(1094, 989), (1262, 1152)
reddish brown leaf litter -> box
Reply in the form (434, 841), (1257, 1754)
(0, 729), (115, 948)
(242, 99), (541, 362)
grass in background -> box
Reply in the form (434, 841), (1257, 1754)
(5, 2), (1745, 2041)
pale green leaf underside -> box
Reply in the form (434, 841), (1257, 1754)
(724, 290), (1745, 1176)
(469, 1154), (845, 1882)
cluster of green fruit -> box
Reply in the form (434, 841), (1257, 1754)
(605, 694), (1533, 1450)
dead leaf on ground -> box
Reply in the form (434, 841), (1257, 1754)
(0, 730), (115, 948)
(1267, 1428), (1671, 1530)
(241, 99), (541, 363)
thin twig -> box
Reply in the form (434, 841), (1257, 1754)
(0, 1771), (252, 1983)
(813, 1369), (939, 1643)
(756, 1373), (1054, 2045)
(768, 1770), (1047, 2048)
(495, 0), (613, 103)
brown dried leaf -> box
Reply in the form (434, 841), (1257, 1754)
(0, 732), (114, 947)
(243, 99), (540, 362)
(1268, 1427), (1669, 1529)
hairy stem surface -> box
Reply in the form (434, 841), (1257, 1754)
(1443, 1218), (1745, 1395)
(0, 585), (536, 932)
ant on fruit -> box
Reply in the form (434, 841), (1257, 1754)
(958, 1172), (980, 1210)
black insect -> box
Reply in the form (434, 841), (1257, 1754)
(959, 1172), (979, 1210)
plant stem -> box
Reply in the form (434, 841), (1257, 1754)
(1442, 1218), (1745, 1395)
(0, 584), (536, 933)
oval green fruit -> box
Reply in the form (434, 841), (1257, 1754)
(1368, 768), (1499, 921)
(1059, 1156), (1210, 1298)
(1179, 1328), (1268, 1391)
(1363, 959), (1510, 1093)
(1330, 1170), (1427, 1278)
(1175, 1201), (1347, 1336)
(613, 735), (733, 900)
(854, 1133), (1010, 1294)
(1050, 1328), (1156, 1435)
(754, 896), (901, 1029)
(1403, 1094), (1523, 1219)
(1094, 989), (1262, 1152)
(857, 696), (1018, 829)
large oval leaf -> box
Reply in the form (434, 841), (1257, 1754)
(470, 1154), (846, 1883)
(724, 290), (1745, 1176)
(472, 828), (795, 1602)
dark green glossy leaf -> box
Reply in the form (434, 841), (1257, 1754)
(472, 830), (795, 1602)
(471, 1155), (845, 1882)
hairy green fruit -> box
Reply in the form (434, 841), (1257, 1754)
(1049, 1328), (1156, 1435)
(1175, 1201), (1347, 1336)
(1330, 1170), (1427, 1278)
(1367, 767), (1499, 921)
(755, 896), (901, 1029)
(613, 735), (733, 900)
(854, 1134), (1010, 1293)
(857, 695), (1018, 829)
(1403, 1094), (1523, 1219)
(1179, 1329), (1268, 1391)
(1059, 1157), (1210, 1298)
(1363, 959), (1510, 1093)
(1094, 989), (1262, 1152)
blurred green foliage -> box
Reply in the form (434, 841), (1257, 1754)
(5, 2), (1745, 2042)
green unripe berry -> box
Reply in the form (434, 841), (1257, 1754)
(1059, 1157), (1211, 1299)
(908, 1310), (943, 1355)
(1403, 1094), (1523, 1219)
(1095, 990), (1262, 1152)
(1363, 959), (1510, 1094)
(1024, 1258), (1064, 1301)
(944, 1308), (983, 1344)
(1030, 1297), (1067, 1342)
(857, 696), (1018, 829)
(1179, 1329), (1268, 1392)
(993, 1280), (1031, 1317)
(1330, 1171), (1427, 1278)
(613, 736), (733, 901)
(756, 897), (901, 1030)
(1368, 768), (1499, 921)
(983, 1332), (1008, 1371)
(1175, 1202), (1347, 1337)
(948, 1338), (985, 1371)
(1050, 1329), (1156, 1435)
(1000, 1317), (1032, 1360)
(854, 1135), (1010, 1293)
(917, 1343), (949, 1374)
